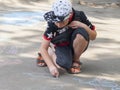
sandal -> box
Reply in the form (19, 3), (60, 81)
(67, 61), (82, 74)
(37, 53), (47, 67)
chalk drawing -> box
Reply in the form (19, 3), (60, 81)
(23, 72), (57, 79)
(73, 77), (120, 90)
(23, 72), (66, 90)
(0, 46), (6, 54)
(0, 11), (45, 26)
(112, 86), (120, 90)
(8, 46), (18, 54)
(22, 85), (64, 90)
(0, 46), (19, 55)
(23, 72), (120, 90)
(0, 59), (22, 67)
(6, 46), (18, 55)
(88, 78), (118, 88)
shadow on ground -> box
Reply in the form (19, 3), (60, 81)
(0, 1), (120, 90)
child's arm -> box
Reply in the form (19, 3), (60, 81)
(40, 39), (59, 77)
(69, 21), (97, 40)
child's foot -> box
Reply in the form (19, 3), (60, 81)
(37, 53), (47, 67)
(68, 61), (82, 74)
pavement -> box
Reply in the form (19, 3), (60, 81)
(0, 0), (120, 90)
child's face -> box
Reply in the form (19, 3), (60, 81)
(54, 18), (69, 28)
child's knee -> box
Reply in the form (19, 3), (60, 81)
(75, 34), (85, 41)
(56, 57), (72, 70)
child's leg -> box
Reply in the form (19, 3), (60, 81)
(73, 34), (88, 62)
(69, 28), (89, 73)
(55, 46), (73, 70)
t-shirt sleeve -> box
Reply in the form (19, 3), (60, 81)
(43, 22), (56, 41)
(80, 11), (95, 31)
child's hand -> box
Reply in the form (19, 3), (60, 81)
(49, 66), (59, 78)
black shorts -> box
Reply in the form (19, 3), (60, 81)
(55, 28), (89, 70)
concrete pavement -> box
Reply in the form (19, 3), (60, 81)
(0, 0), (120, 90)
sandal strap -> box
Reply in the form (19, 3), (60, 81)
(37, 59), (45, 63)
(67, 66), (81, 74)
(67, 61), (82, 74)
(38, 52), (42, 56)
(72, 61), (82, 68)
(37, 52), (47, 67)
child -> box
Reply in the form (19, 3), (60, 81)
(37, 0), (97, 77)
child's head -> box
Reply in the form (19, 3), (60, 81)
(44, 0), (73, 28)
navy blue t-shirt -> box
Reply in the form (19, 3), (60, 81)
(43, 10), (95, 41)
